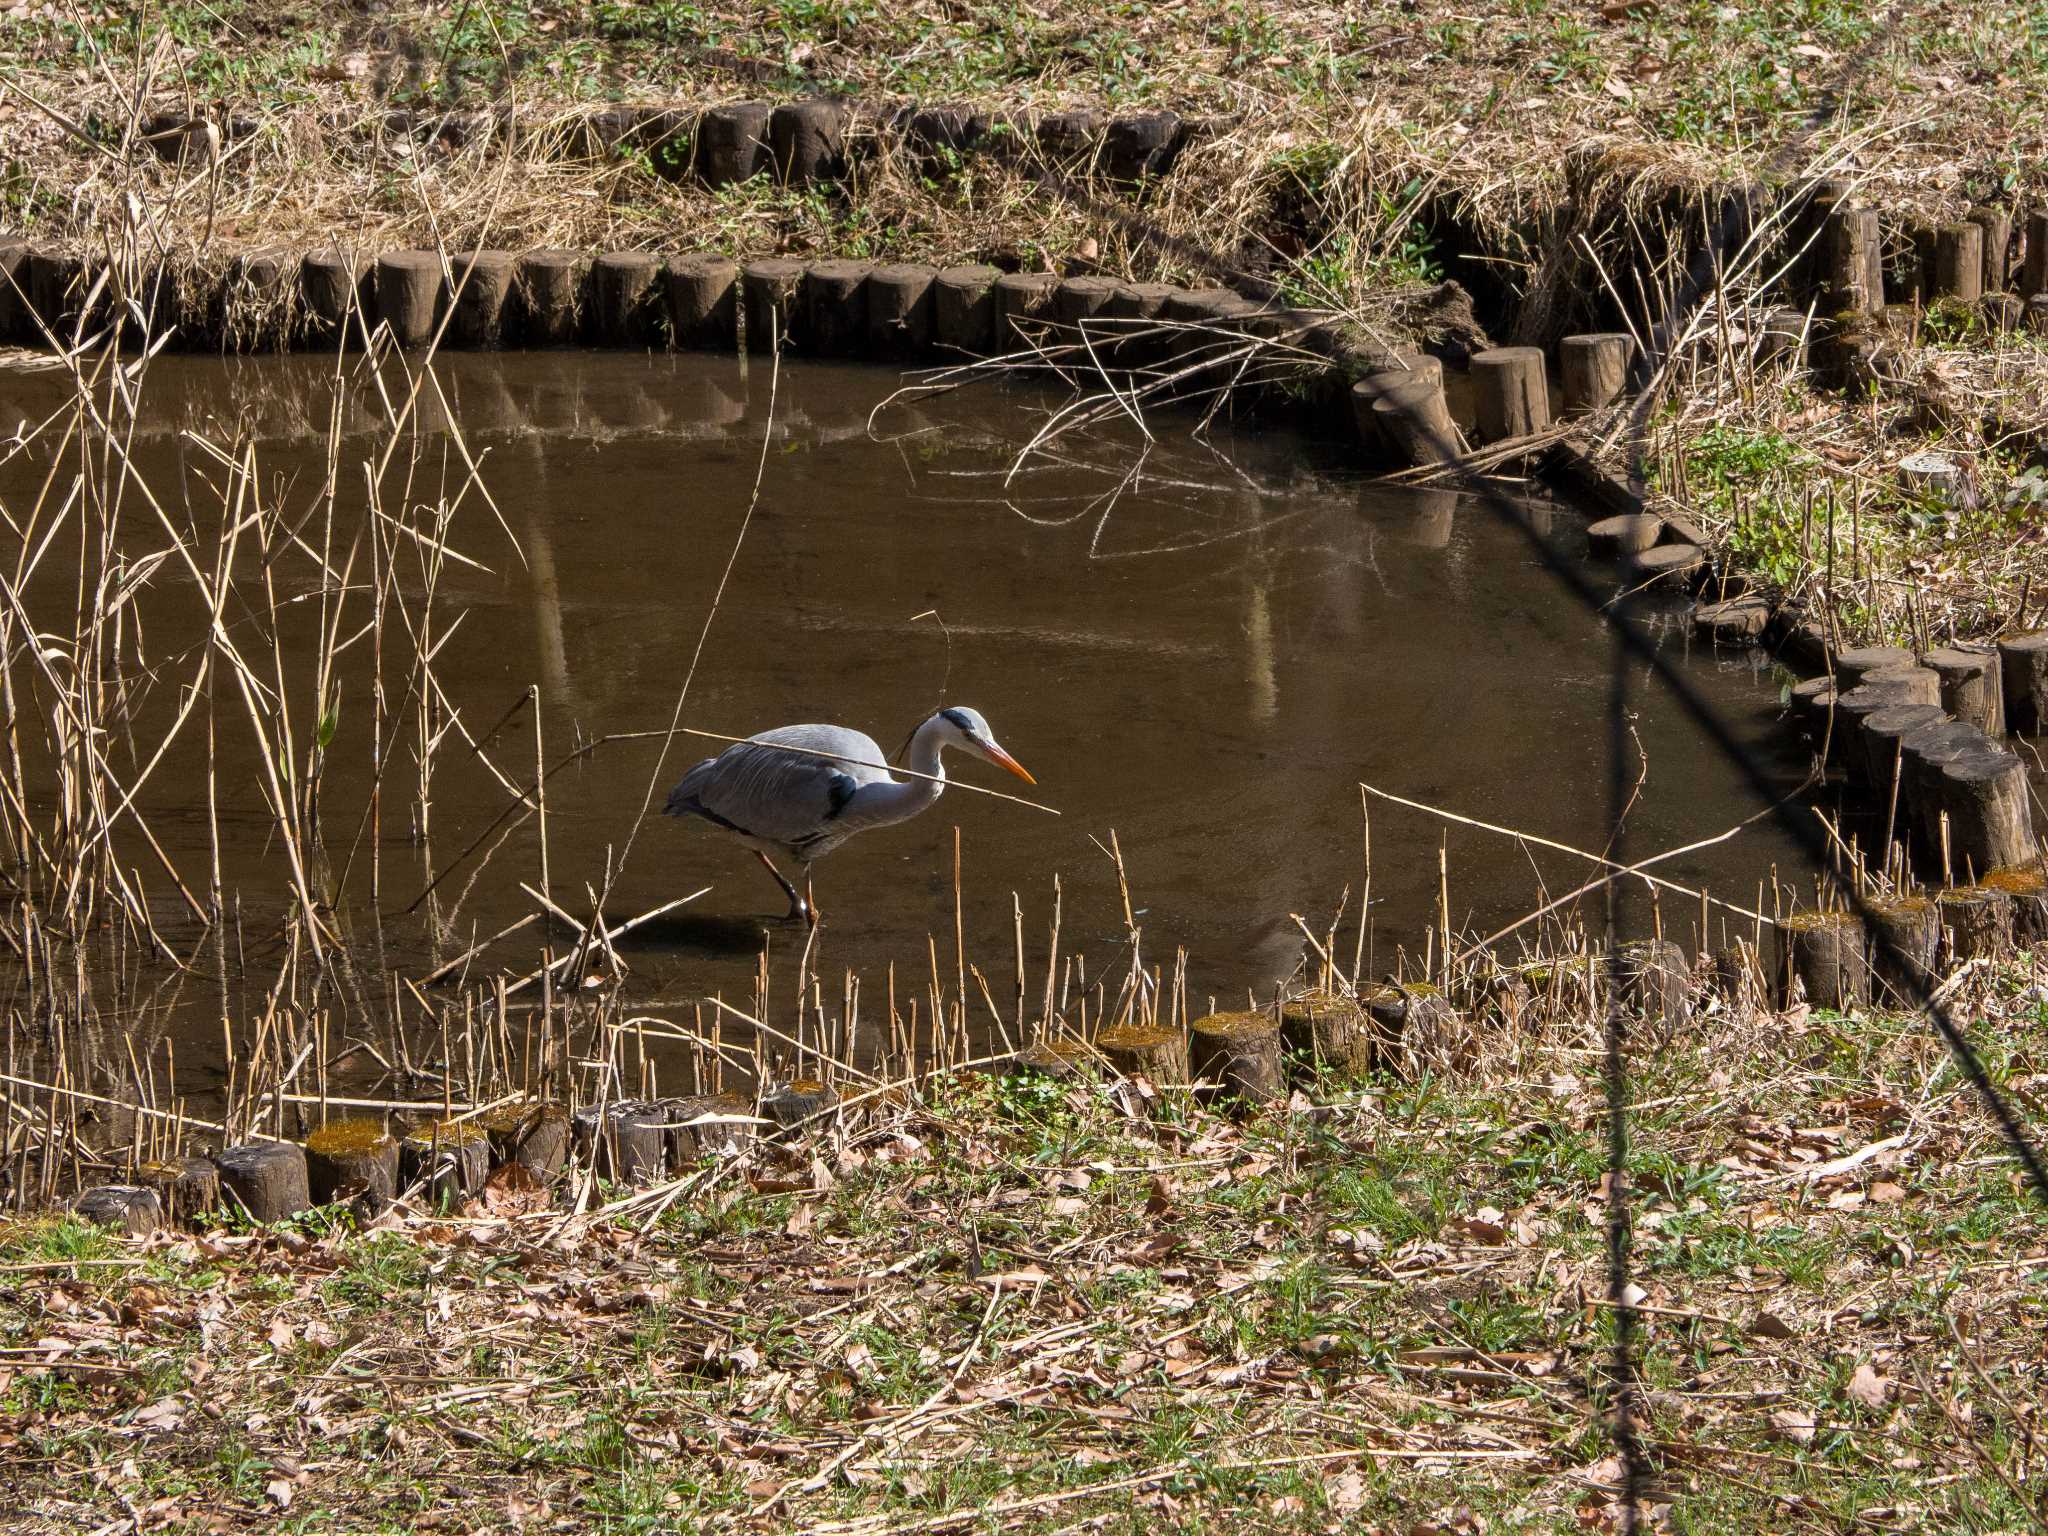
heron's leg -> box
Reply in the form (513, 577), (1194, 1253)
(755, 851), (807, 920)
(803, 868), (821, 926)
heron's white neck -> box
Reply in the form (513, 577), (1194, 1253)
(845, 714), (950, 832)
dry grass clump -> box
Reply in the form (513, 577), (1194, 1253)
(1620, 313), (2048, 647)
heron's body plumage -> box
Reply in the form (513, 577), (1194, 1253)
(662, 707), (1030, 922)
(663, 723), (939, 864)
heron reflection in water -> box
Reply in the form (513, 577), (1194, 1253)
(664, 707), (1034, 923)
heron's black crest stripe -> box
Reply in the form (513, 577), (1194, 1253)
(941, 707), (973, 732)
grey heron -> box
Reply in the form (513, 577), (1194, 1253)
(662, 706), (1035, 923)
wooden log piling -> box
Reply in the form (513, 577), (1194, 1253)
(1187, 1012), (1286, 1103)
(215, 1141), (311, 1224)
(1470, 346), (1551, 441)
(1558, 333), (1636, 413)
(515, 249), (588, 346)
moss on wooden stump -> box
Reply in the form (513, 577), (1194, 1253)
(305, 1117), (400, 1209)
(1188, 1011), (1285, 1103)
(1983, 862), (2048, 943)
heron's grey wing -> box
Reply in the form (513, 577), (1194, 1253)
(664, 725), (889, 851)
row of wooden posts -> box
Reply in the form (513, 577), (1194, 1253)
(144, 99), (1201, 189)
(64, 992), (1461, 1233)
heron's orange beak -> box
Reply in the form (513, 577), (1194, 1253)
(985, 744), (1036, 785)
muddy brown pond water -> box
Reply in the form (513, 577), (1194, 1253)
(0, 349), (1821, 1104)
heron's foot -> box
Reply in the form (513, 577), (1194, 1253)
(780, 897), (812, 924)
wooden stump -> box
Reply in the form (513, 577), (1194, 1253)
(1008, 1039), (1091, 1078)
(1276, 992), (1373, 1077)
(1903, 719), (1990, 860)
(1035, 108), (1101, 164)
(1984, 863), (2048, 943)
(301, 249), (365, 344)
(1753, 307), (1810, 369)
(666, 254), (740, 350)
(571, 1101), (667, 1184)
(1353, 356), (1442, 453)
(933, 264), (999, 354)
(1559, 333), (1636, 413)
(1623, 543), (1704, 589)
(1834, 644), (1915, 686)
(375, 250), (443, 348)
(803, 260), (871, 356)
(1924, 644), (2004, 736)
(900, 104), (984, 176)
(694, 101), (771, 187)
(666, 1092), (756, 1157)
(1859, 703), (1946, 803)
(1101, 110), (1182, 183)
(304, 1118), (400, 1208)
(73, 1186), (163, 1235)
(1094, 1024), (1189, 1083)
(402, 1119), (491, 1204)
(1837, 681), (1930, 786)
(1790, 676), (1838, 755)
(866, 263), (937, 356)
(515, 250), (588, 346)
(2023, 210), (2048, 300)
(0, 240), (29, 342)
(1938, 748), (2036, 879)
(742, 258), (807, 352)
(769, 100), (844, 183)
(214, 1141), (311, 1224)
(1997, 631), (2048, 734)
(1822, 205), (1883, 314)
(1773, 910), (1870, 1010)
(1585, 518), (1664, 567)
(1470, 346), (1551, 442)
(762, 1079), (839, 1130)
(2030, 295), (2048, 336)
(1693, 595), (1773, 643)
(1936, 886), (2014, 963)
(1969, 206), (2012, 293)
(478, 1102), (570, 1182)
(1099, 280), (1179, 367)
(590, 252), (664, 346)
(1983, 292), (2026, 334)
(1371, 374), (1458, 467)
(994, 271), (1061, 350)
(1187, 1012), (1286, 1103)
(1053, 274), (1118, 332)
(135, 1156), (218, 1223)
(27, 246), (86, 339)
(1934, 223), (1985, 302)
(1608, 940), (1692, 1028)
(447, 250), (516, 348)
(1710, 941), (1767, 1006)
(1863, 896), (1939, 1003)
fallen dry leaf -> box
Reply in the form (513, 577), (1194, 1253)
(1847, 1362), (1891, 1411)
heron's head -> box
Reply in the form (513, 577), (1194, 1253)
(936, 706), (1035, 785)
